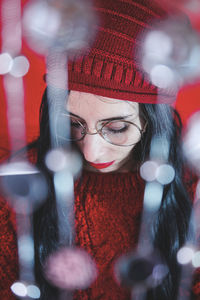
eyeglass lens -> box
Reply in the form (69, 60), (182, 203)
(101, 120), (141, 146)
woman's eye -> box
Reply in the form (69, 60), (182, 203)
(104, 122), (129, 134)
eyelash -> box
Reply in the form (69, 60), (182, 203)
(70, 118), (130, 133)
(105, 124), (129, 134)
(71, 120), (85, 128)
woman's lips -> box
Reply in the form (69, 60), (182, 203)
(89, 161), (115, 169)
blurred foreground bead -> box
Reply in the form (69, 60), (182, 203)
(11, 281), (40, 299)
(140, 161), (175, 211)
(140, 15), (200, 90)
(177, 246), (200, 268)
(22, 0), (97, 55)
(183, 111), (200, 175)
(177, 246), (195, 265)
(156, 164), (175, 185)
(26, 285), (41, 299)
(11, 282), (27, 297)
(0, 161), (47, 214)
(140, 161), (175, 184)
(45, 247), (98, 290)
(45, 148), (82, 176)
(10, 56), (30, 77)
(140, 161), (158, 182)
(0, 53), (29, 76)
(114, 251), (168, 289)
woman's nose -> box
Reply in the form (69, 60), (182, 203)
(79, 133), (105, 162)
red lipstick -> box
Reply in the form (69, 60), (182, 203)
(89, 161), (115, 169)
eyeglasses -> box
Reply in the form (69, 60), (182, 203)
(57, 113), (147, 147)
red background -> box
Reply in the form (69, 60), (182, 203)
(0, 0), (199, 161)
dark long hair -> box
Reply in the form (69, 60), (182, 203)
(32, 88), (193, 299)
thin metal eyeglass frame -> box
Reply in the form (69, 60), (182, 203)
(59, 113), (148, 147)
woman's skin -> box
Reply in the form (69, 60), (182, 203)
(67, 91), (143, 173)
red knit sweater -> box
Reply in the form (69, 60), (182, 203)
(0, 197), (18, 299)
(73, 171), (144, 299)
(0, 170), (200, 299)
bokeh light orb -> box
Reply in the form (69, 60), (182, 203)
(26, 285), (41, 299)
(45, 247), (98, 290)
(177, 246), (195, 265)
(10, 56), (30, 77)
(45, 148), (82, 176)
(45, 148), (69, 172)
(150, 64), (180, 89)
(140, 161), (158, 182)
(11, 282), (27, 297)
(11, 282), (40, 299)
(22, 0), (97, 55)
(155, 164), (175, 185)
(140, 15), (200, 89)
(144, 30), (173, 60)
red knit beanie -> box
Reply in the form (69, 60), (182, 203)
(68, 0), (176, 104)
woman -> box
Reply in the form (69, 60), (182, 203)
(0, 0), (199, 299)
(34, 92), (197, 300)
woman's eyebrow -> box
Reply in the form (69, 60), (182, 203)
(68, 112), (84, 120)
(68, 112), (134, 122)
(100, 115), (134, 122)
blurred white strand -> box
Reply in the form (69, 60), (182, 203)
(183, 111), (200, 175)
(192, 251), (200, 268)
(0, 52), (13, 74)
(1, 0), (22, 55)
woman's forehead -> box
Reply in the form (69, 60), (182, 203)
(67, 91), (139, 119)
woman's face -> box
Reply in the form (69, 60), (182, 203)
(67, 91), (143, 173)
